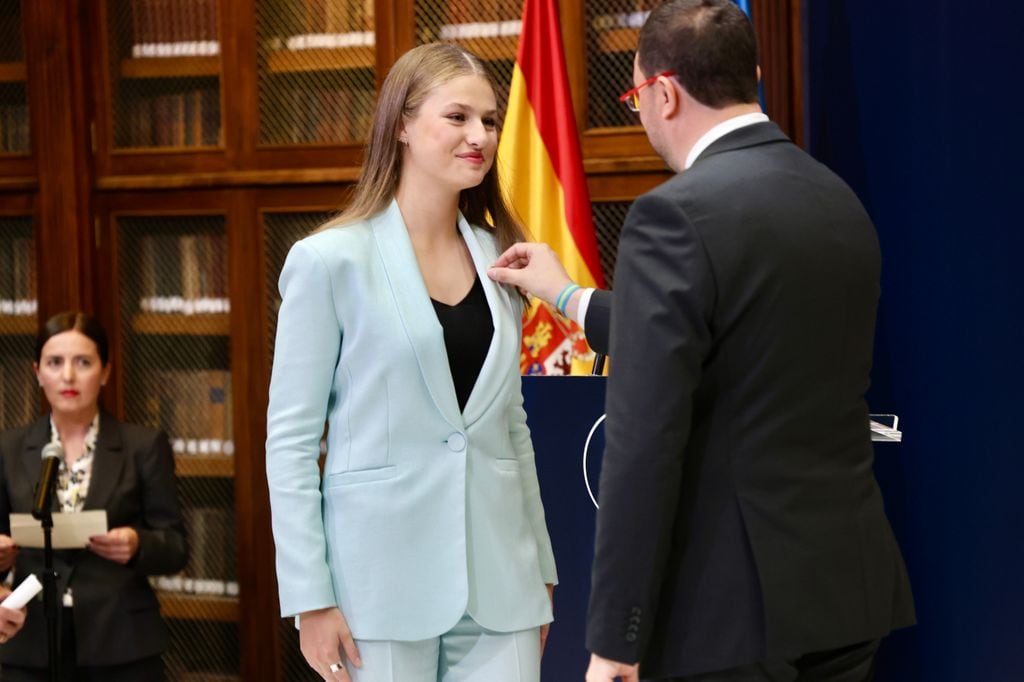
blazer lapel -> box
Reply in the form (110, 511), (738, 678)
(371, 200), (464, 430)
(458, 216), (515, 426)
(83, 412), (126, 512)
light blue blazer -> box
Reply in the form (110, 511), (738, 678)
(266, 200), (557, 641)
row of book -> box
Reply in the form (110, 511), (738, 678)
(445, 0), (523, 25)
(268, 85), (374, 144)
(591, 9), (655, 31)
(277, 31), (374, 51)
(438, 20), (522, 41)
(0, 300), (36, 316)
(130, 0), (219, 58)
(140, 297), (230, 315)
(122, 87), (221, 148)
(134, 232), (228, 305)
(154, 576), (240, 598)
(0, 357), (36, 432)
(140, 368), (233, 444)
(172, 438), (236, 456)
(0, 236), (35, 303)
(294, 0), (375, 35)
(0, 102), (30, 154)
(0, 12), (24, 63)
(159, 505), (237, 586)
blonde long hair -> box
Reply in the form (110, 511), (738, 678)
(319, 43), (527, 253)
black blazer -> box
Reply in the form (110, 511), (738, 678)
(584, 123), (914, 677)
(0, 412), (187, 668)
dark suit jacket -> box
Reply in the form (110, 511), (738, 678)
(584, 122), (914, 677)
(0, 412), (187, 668)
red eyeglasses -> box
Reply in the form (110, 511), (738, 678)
(618, 71), (677, 112)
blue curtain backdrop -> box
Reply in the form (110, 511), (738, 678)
(806, 3), (1024, 680)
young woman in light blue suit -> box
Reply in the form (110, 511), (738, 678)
(266, 43), (557, 682)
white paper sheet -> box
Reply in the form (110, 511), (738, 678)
(1, 574), (42, 609)
(8, 511), (109, 549)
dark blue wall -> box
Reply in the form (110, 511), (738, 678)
(806, 4), (1024, 680)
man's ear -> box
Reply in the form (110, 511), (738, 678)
(659, 75), (681, 119)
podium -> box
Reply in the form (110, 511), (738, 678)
(523, 376), (903, 679)
(523, 376), (606, 680)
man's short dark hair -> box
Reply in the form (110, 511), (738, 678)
(638, 0), (759, 108)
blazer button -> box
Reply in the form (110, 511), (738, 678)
(625, 632), (637, 642)
(446, 432), (466, 452)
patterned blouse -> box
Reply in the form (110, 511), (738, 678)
(49, 413), (99, 513)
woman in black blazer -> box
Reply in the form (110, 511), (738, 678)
(0, 311), (187, 681)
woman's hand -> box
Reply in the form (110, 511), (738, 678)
(299, 607), (363, 681)
(0, 587), (26, 645)
(540, 583), (554, 655)
(87, 527), (139, 564)
(0, 534), (18, 572)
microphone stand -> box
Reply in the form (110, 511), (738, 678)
(32, 482), (60, 682)
(591, 353), (607, 375)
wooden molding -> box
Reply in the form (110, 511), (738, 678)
(96, 167), (362, 190)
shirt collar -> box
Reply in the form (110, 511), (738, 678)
(684, 112), (769, 170)
(49, 412), (101, 452)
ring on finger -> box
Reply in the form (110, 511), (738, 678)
(329, 661), (345, 673)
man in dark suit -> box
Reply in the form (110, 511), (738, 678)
(488, 1), (913, 680)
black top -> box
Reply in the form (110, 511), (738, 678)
(431, 276), (493, 412)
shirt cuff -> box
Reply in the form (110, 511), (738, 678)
(576, 288), (596, 328)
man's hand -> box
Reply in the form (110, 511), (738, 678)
(585, 653), (640, 682)
(488, 242), (574, 307)
(87, 527), (139, 564)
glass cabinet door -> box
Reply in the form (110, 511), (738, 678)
(0, 214), (37, 430)
(116, 213), (240, 681)
(106, 0), (223, 149)
(256, 0), (377, 146)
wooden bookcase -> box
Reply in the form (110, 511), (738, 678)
(2, 0), (803, 679)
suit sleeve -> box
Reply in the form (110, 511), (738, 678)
(507, 300), (558, 585)
(0, 431), (13, 578)
(132, 429), (188, 575)
(265, 240), (343, 618)
(585, 192), (715, 663)
(583, 289), (613, 354)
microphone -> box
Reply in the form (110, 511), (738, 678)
(32, 442), (63, 520)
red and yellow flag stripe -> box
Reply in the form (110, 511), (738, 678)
(498, 0), (605, 374)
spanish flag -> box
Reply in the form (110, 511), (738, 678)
(498, 0), (606, 375)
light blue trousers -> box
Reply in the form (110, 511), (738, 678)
(348, 613), (541, 682)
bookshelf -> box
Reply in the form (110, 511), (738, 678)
(0, 213), (37, 432)
(0, 0), (28, 156)
(105, 0), (223, 150)
(8, 0), (805, 679)
(111, 210), (238, 679)
(255, 0), (377, 146)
